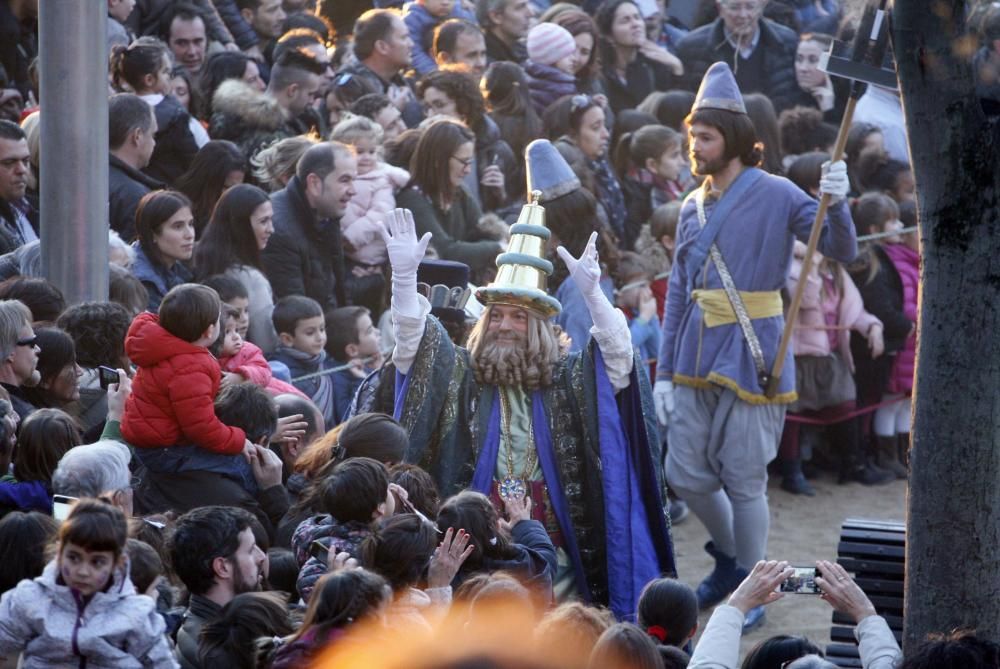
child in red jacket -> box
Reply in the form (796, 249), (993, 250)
(122, 284), (258, 492)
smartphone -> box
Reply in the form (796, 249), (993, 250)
(309, 540), (329, 562)
(780, 566), (822, 594)
(52, 494), (79, 523)
(98, 366), (119, 390)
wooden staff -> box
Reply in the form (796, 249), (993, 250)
(765, 0), (891, 398)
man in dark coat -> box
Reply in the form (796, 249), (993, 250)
(676, 0), (800, 112)
(262, 141), (356, 311)
(109, 93), (163, 242)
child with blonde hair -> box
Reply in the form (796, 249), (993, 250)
(331, 114), (411, 313)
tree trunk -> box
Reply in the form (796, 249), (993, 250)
(893, 0), (1000, 652)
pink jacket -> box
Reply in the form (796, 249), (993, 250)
(219, 341), (308, 399)
(883, 243), (918, 393)
(788, 245), (882, 373)
(340, 162), (411, 266)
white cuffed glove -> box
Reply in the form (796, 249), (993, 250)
(377, 208), (431, 317)
(653, 380), (675, 426)
(556, 231), (618, 331)
(819, 159), (849, 204)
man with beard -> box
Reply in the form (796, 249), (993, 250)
(352, 140), (674, 618)
(169, 506), (266, 669)
(654, 62), (855, 631)
(0, 298), (39, 421)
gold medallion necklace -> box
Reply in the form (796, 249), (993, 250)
(498, 387), (537, 500)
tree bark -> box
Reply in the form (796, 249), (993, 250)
(893, 0), (1000, 652)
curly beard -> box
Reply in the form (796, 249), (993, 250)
(467, 309), (562, 390)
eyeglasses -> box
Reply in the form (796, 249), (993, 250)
(570, 94), (593, 113)
(451, 155), (474, 168)
(15, 335), (36, 347)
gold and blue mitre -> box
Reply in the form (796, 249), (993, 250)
(693, 61), (747, 114)
(473, 139), (576, 318)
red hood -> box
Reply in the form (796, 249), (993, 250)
(125, 312), (207, 368)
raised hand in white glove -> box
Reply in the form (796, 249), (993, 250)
(557, 231), (619, 331)
(819, 159), (849, 204)
(377, 208), (432, 279)
(653, 380), (675, 426)
(556, 231), (601, 298)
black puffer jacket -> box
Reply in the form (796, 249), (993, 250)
(262, 176), (348, 310)
(145, 95), (199, 186)
(676, 18), (800, 113)
(109, 154), (164, 242)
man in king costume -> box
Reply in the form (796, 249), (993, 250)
(353, 140), (675, 617)
(654, 62), (857, 630)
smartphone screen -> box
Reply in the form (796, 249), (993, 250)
(780, 566), (822, 594)
(98, 366), (118, 390)
(52, 495), (79, 523)
(309, 540), (329, 562)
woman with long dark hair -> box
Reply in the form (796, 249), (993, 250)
(595, 0), (682, 113)
(20, 328), (83, 413)
(131, 190), (196, 312)
(481, 61), (540, 191)
(194, 183), (277, 352)
(395, 120), (503, 276)
(175, 140), (247, 236)
(197, 51), (266, 120)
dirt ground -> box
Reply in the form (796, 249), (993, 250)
(671, 472), (907, 660)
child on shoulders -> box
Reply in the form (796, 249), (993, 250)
(122, 283), (259, 493)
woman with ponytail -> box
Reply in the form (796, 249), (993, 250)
(110, 37), (207, 185)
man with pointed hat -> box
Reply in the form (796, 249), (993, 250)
(351, 139), (675, 618)
(654, 62), (855, 631)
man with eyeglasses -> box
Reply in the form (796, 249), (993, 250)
(0, 120), (37, 258)
(0, 299), (40, 422)
(675, 0), (801, 112)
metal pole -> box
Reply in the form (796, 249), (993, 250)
(39, 0), (109, 304)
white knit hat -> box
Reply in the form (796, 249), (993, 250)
(527, 23), (577, 67)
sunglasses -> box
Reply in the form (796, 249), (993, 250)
(15, 335), (36, 347)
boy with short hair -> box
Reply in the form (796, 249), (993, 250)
(269, 295), (339, 426)
(324, 306), (382, 426)
(122, 283), (258, 492)
(404, 0), (478, 75)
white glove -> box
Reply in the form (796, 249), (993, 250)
(556, 231), (618, 331)
(819, 159), (849, 204)
(653, 380), (675, 426)
(378, 208), (431, 317)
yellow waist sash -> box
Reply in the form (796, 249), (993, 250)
(691, 289), (783, 327)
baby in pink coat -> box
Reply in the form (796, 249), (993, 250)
(332, 115), (411, 269)
(215, 304), (307, 399)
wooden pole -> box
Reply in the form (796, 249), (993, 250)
(764, 95), (857, 398)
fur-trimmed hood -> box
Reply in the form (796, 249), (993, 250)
(210, 79), (287, 132)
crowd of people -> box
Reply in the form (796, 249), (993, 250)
(0, 0), (998, 666)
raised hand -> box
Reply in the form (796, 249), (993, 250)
(377, 208), (432, 278)
(427, 527), (474, 588)
(556, 231), (601, 298)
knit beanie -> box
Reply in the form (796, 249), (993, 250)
(527, 23), (577, 67)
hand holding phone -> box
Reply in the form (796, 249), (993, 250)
(98, 366), (119, 390)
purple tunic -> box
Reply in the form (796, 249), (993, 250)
(656, 172), (856, 403)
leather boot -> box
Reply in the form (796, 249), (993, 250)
(836, 420), (894, 485)
(780, 458), (816, 496)
(877, 436), (908, 479)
